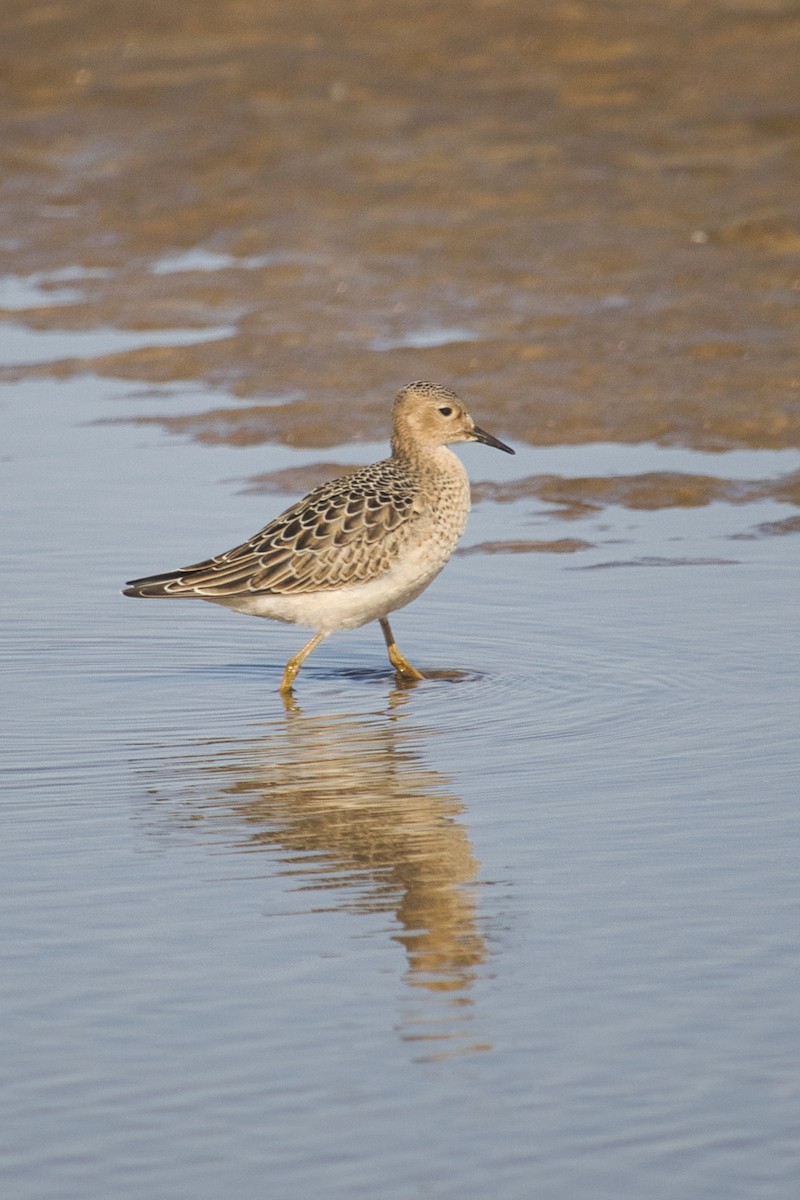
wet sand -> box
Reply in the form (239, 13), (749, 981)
(2, 0), (799, 458)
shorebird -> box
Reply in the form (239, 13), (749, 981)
(123, 381), (514, 692)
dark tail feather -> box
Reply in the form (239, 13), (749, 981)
(123, 571), (192, 598)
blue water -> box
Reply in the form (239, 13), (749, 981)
(2, 369), (799, 1200)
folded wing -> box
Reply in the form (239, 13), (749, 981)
(124, 461), (421, 598)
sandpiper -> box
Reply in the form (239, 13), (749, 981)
(123, 381), (514, 692)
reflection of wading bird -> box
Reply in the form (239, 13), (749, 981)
(124, 381), (514, 693)
(204, 706), (488, 1004)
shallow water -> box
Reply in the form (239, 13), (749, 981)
(2, 3), (800, 1198)
(4, 369), (799, 1200)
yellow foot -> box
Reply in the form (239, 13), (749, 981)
(279, 687), (302, 714)
(279, 664), (299, 694)
(280, 632), (326, 694)
(387, 643), (425, 681)
(379, 618), (425, 682)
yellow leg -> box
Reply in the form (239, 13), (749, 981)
(280, 631), (327, 693)
(379, 618), (425, 681)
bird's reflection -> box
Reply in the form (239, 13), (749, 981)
(155, 687), (489, 1053)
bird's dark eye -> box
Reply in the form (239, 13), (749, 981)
(438, 405), (453, 417)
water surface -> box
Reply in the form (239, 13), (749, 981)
(2, 3), (799, 1198)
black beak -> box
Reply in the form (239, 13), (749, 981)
(471, 424), (515, 455)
